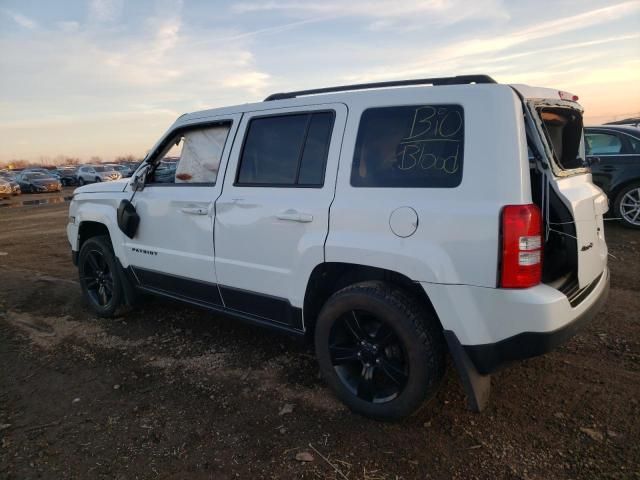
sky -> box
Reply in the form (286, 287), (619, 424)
(0, 0), (639, 164)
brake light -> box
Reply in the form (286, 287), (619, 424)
(558, 90), (579, 102)
(500, 204), (543, 288)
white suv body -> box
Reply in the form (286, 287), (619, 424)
(67, 76), (609, 418)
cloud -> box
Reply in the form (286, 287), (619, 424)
(2, 9), (38, 29)
(88, 0), (124, 23)
(342, 1), (640, 83)
(57, 21), (80, 32)
(231, 0), (510, 25)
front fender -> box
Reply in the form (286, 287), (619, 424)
(70, 199), (128, 266)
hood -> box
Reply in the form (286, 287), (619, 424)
(74, 178), (129, 194)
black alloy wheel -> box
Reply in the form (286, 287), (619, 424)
(315, 282), (445, 419)
(78, 236), (123, 317)
(329, 310), (409, 403)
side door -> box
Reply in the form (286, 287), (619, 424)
(586, 129), (627, 195)
(214, 104), (347, 329)
(123, 115), (241, 306)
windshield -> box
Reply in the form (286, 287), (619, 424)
(93, 166), (109, 172)
(27, 173), (49, 179)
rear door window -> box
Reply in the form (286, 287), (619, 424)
(236, 111), (334, 187)
(351, 105), (464, 188)
(586, 132), (623, 155)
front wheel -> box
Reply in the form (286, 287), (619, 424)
(615, 182), (640, 229)
(78, 235), (123, 317)
(78, 177), (85, 186)
(314, 282), (445, 420)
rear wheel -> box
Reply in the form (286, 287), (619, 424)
(78, 235), (123, 317)
(314, 281), (445, 419)
(614, 182), (640, 229)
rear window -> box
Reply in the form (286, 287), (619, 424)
(538, 108), (584, 170)
(351, 105), (464, 188)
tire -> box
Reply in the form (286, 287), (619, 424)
(314, 281), (445, 420)
(78, 235), (123, 317)
(614, 182), (640, 229)
(78, 177), (85, 186)
(95, 177), (101, 183)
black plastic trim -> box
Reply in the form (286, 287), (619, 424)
(264, 75), (497, 101)
(129, 266), (304, 332)
(131, 267), (223, 307)
(454, 269), (609, 375)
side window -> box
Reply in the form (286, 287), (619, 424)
(624, 134), (640, 154)
(236, 111), (334, 187)
(586, 132), (623, 155)
(151, 123), (231, 184)
(351, 105), (464, 188)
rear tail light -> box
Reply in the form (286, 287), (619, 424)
(500, 204), (543, 288)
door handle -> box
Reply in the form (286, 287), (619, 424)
(180, 207), (208, 215)
(276, 210), (313, 223)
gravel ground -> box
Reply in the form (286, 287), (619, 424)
(0, 194), (638, 479)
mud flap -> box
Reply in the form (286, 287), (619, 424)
(115, 258), (138, 307)
(443, 331), (491, 412)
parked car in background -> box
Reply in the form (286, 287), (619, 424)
(0, 172), (21, 195)
(15, 171), (62, 193)
(0, 178), (13, 198)
(76, 165), (122, 185)
(23, 168), (61, 180)
(151, 160), (177, 183)
(105, 164), (133, 178)
(586, 125), (640, 228)
(56, 167), (79, 186)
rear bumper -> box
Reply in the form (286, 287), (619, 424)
(460, 268), (609, 374)
(423, 267), (610, 375)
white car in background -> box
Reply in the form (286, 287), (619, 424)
(76, 165), (122, 185)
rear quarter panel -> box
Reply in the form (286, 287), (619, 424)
(326, 85), (530, 287)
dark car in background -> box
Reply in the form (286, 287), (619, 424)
(56, 167), (79, 186)
(22, 168), (61, 180)
(586, 125), (640, 228)
(15, 172), (62, 193)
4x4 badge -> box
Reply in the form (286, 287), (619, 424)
(581, 242), (593, 252)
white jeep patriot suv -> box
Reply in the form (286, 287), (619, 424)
(67, 75), (609, 419)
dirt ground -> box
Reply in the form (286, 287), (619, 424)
(1, 190), (639, 479)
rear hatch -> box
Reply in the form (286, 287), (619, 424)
(521, 94), (608, 291)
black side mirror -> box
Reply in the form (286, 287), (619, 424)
(117, 199), (140, 239)
(585, 156), (601, 167)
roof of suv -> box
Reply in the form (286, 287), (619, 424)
(176, 75), (576, 127)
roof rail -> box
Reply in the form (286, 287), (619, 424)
(264, 74), (497, 101)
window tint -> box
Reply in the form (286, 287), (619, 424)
(586, 132), (622, 155)
(351, 105), (464, 188)
(298, 112), (334, 185)
(627, 134), (640, 154)
(236, 112), (334, 186)
(151, 124), (231, 184)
